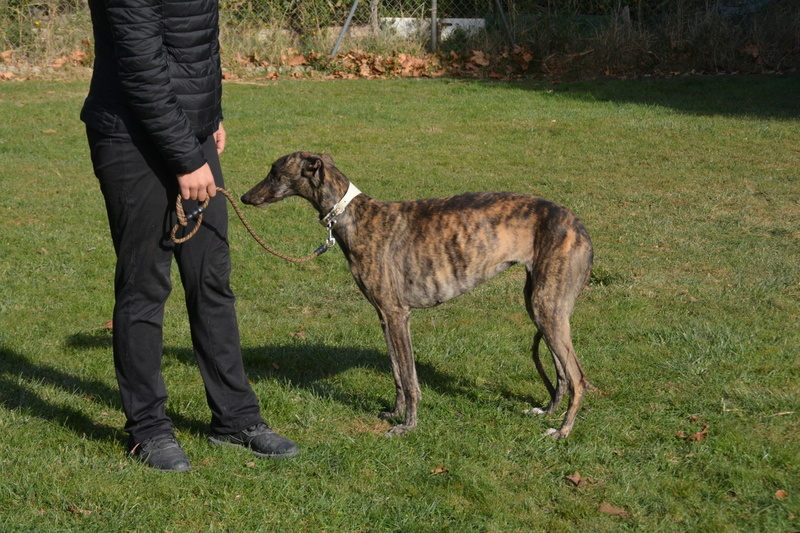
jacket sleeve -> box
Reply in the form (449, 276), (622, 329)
(104, 0), (207, 175)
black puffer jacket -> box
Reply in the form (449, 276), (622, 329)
(81, 0), (223, 175)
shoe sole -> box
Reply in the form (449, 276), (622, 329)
(207, 436), (299, 459)
(132, 456), (192, 473)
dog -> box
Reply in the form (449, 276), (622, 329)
(241, 151), (594, 439)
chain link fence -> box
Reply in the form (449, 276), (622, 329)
(217, 0), (514, 60)
(1, 0), (798, 77)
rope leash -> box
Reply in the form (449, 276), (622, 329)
(171, 187), (335, 263)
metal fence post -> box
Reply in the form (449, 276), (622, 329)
(429, 0), (438, 52)
(494, 0), (515, 47)
(331, 0), (362, 58)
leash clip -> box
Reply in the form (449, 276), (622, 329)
(311, 221), (337, 257)
(326, 220), (337, 248)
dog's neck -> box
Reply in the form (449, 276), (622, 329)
(319, 181), (361, 226)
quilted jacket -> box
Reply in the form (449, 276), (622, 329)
(81, 0), (223, 175)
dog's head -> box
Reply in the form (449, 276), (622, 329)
(241, 151), (337, 209)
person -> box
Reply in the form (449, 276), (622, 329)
(81, 0), (298, 471)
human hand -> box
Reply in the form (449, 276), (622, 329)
(214, 122), (226, 155)
(178, 162), (217, 202)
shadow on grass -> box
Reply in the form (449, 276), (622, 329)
(501, 73), (800, 120)
(240, 342), (549, 417)
(1, 332), (547, 445)
(61, 332), (460, 426)
(0, 343), (124, 444)
(1, 338), (214, 445)
(241, 343), (450, 414)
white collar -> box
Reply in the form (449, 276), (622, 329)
(320, 182), (361, 226)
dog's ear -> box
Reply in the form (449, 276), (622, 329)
(300, 153), (326, 186)
(320, 153), (335, 167)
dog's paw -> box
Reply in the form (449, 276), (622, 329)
(385, 424), (412, 437)
(544, 428), (568, 440)
(524, 407), (547, 416)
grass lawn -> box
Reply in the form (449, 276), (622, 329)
(1, 74), (798, 531)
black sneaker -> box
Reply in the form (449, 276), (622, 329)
(208, 422), (299, 459)
(130, 434), (191, 472)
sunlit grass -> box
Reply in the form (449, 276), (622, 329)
(1, 75), (798, 531)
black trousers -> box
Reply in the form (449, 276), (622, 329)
(86, 128), (262, 447)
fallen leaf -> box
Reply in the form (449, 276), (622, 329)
(50, 50), (88, 68)
(599, 502), (629, 518)
(565, 471), (598, 487)
(431, 465), (448, 475)
(246, 461), (256, 468)
(69, 49), (88, 63)
(676, 424), (709, 442)
(104, 319), (114, 330)
(565, 472), (584, 487)
(282, 53), (307, 66)
(511, 47), (534, 71)
(469, 50), (490, 67)
(775, 490), (789, 500)
(66, 504), (93, 516)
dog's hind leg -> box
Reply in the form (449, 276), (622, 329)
(540, 321), (586, 439)
(523, 331), (557, 416)
(377, 307), (421, 436)
(523, 275), (562, 416)
(524, 256), (590, 438)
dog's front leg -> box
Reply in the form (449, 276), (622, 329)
(378, 308), (420, 436)
(377, 311), (406, 422)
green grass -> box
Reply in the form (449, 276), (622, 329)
(1, 75), (798, 531)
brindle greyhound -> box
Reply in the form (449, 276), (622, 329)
(241, 151), (594, 439)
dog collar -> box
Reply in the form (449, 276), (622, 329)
(320, 182), (361, 226)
